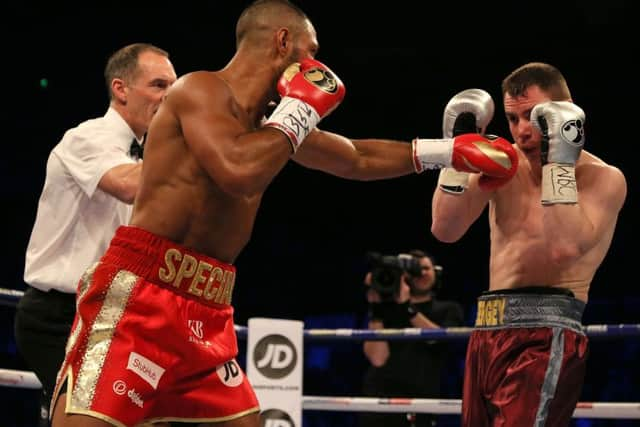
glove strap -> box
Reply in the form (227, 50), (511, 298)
(264, 97), (320, 153)
(411, 138), (454, 173)
(438, 167), (469, 194)
(541, 163), (578, 205)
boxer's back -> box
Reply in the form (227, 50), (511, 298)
(130, 71), (262, 263)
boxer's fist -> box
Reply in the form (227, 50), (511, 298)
(531, 101), (585, 166)
(532, 101), (584, 205)
(451, 134), (518, 177)
(443, 88), (495, 138)
(439, 89), (495, 194)
(413, 133), (518, 177)
(476, 135), (519, 191)
(266, 59), (345, 152)
(277, 58), (346, 118)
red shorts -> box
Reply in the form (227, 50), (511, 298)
(52, 226), (259, 426)
(462, 289), (588, 427)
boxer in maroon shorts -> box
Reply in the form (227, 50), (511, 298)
(462, 288), (588, 426)
(431, 63), (626, 426)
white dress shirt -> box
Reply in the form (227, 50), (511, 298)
(24, 107), (141, 293)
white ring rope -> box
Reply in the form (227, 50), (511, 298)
(0, 369), (42, 389)
(303, 396), (640, 419)
(0, 370), (637, 419)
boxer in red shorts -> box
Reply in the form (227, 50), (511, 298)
(51, 1), (519, 426)
(52, 226), (259, 426)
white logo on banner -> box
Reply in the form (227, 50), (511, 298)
(265, 420), (293, 427)
(216, 359), (244, 387)
(253, 335), (297, 379)
(257, 344), (294, 369)
(126, 352), (165, 389)
(261, 408), (295, 427)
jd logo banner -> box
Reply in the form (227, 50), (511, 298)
(253, 334), (297, 379)
(260, 408), (295, 427)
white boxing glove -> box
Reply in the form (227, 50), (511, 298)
(437, 89), (494, 194)
(531, 101), (585, 204)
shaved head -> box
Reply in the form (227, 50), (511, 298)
(236, 0), (311, 49)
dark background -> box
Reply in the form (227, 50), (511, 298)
(2, 1), (638, 426)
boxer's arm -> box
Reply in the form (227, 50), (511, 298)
(543, 163), (626, 265)
(431, 174), (493, 242)
(178, 72), (293, 197)
(530, 101), (625, 263)
(292, 128), (415, 180)
(293, 129), (518, 181)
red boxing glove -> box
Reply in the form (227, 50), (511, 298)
(277, 58), (346, 117)
(451, 134), (518, 178)
(266, 58), (346, 151)
(477, 136), (519, 190)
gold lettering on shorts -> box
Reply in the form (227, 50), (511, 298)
(158, 248), (181, 282)
(475, 298), (506, 326)
(215, 271), (236, 305)
(187, 261), (213, 297)
(203, 267), (224, 301)
(158, 248), (235, 305)
(173, 254), (198, 288)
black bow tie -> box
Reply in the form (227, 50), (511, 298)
(130, 139), (144, 160)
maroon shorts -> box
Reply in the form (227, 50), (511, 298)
(462, 288), (588, 427)
(52, 226), (259, 426)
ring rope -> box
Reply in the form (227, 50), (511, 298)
(302, 396), (640, 419)
(2, 287), (638, 420)
(0, 370), (637, 419)
(2, 288), (639, 340)
(232, 324), (640, 341)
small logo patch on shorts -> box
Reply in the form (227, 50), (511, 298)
(216, 359), (244, 387)
(127, 388), (144, 408)
(112, 380), (127, 395)
(127, 352), (165, 389)
(475, 297), (506, 327)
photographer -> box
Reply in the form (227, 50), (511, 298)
(360, 250), (464, 427)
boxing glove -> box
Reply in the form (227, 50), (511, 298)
(438, 89), (495, 194)
(531, 101), (585, 204)
(412, 133), (517, 178)
(477, 135), (519, 190)
(265, 58), (346, 152)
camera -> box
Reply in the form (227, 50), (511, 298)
(366, 252), (423, 300)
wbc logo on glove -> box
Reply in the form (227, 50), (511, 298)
(279, 62), (340, 95)
(561, 119), (584, 145)
(303, 67), (340, 94)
